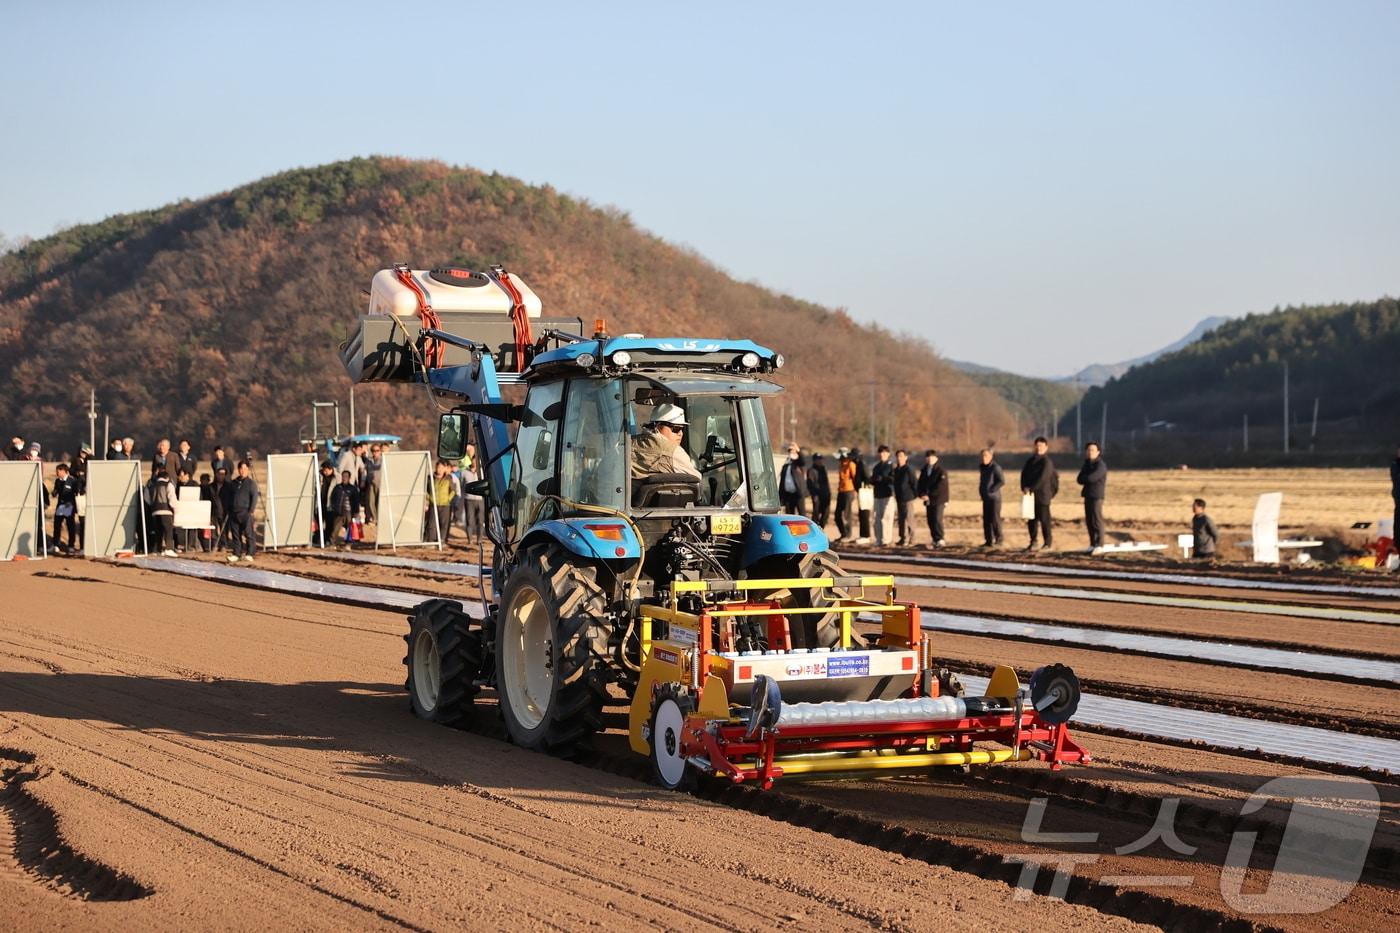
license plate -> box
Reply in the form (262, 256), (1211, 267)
(710, 514), (742, 535)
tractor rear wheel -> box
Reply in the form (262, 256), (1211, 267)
(790, 551), (852, 648)
(495, 544), (612, 756)
(404, 598), (485, 726)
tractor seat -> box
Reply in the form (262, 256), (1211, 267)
(632, 472), (700, 509)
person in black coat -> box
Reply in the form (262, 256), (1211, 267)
(210, 446), (233, 478)
(174, 438), (197, 481)
(209, 468), (230, 551)
(1391, 444), (1400, 544)
(917, 449), (950, 547)
(1191, 498), (1218, 558)
(327, 470), (362, 549)
(778, 448), (810, 516)
(807, 453), (831, 528)
(51, 463), (82, 554)
(977, 448), (1005, 547)
(1076, 441), (1107, 549)
(891, 449), (919, 547)
(224, 461), (259, 562)
(1020, 436), (1059, 550)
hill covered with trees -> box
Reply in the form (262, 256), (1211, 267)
(1063, 298), (1400, 463)
(0, 157), (1015, 457)
(951, 360), (1085, 440)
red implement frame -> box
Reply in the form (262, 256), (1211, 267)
(682, 711), (1089, 790)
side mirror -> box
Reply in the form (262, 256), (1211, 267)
(437, 413), (467, 462)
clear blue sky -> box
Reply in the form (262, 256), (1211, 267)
(4, 1), (1397, 377)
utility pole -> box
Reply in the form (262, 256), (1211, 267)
(868, 382), (876, 453)
(103, 414), (110, 455)
(1100, 403), (1108, 452)
(87, 389), (97, 455)
(349, 386), (356, 442)
(1051, 408), (1058, 440)
(1310, 397), (1319, 445)
(1075, 394), (1082, 450)
(1282, 361), (1289, 454)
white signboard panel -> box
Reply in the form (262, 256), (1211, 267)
(1251, 492), (1283, 564)
(84, 460), (145, 558)
(266, 453), (321, 548)
(0, 461), (45, 560)
(379, 450), (436, 549)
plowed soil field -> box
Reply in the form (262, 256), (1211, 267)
(2, 548), (1396, 931)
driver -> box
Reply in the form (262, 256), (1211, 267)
(631, 404), (701, 481)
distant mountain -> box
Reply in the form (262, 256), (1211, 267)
(949, 359), (1086, 434)
(0, 157), (1017, 455)
(1060, 316), (1230, 387)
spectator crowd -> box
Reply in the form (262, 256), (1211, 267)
(7, 430), (1399, 564)
(4, 433), (488, 560)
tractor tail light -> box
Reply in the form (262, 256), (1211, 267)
(780, 520), (811, 536)
(584, 523), (625, 541)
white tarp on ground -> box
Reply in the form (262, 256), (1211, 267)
(378, 450), (438, 548)
(265, 453), (321, 548)
(0, 461), (45, 560)
(84, 460), (144, 558)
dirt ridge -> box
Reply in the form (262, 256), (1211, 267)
(0, 747), (154, 902)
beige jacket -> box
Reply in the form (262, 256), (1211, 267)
(631, 430), (700, 480)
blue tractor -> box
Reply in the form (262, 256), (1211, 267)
(340, 266), (1086, 789)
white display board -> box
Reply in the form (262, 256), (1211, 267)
(0, 461), (45, 560)
(378, 450), (440, 549)
(1251, 492), (1283, 564)
(266, 453), (322, 549)
(84, 460), (146, 558)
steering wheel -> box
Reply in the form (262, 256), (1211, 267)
(698, 434), (737, 473)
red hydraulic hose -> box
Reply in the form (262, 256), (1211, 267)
(494, 266), (534, 372)
(393, 264), (444, 370)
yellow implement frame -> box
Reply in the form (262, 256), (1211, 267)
(639, 575), (902, 656)
(628, 574), (913, 755)
(770, 747), (1032, 775)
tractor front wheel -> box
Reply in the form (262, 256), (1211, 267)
(404, 598), (485, 726)
(495, 545), (611, 756)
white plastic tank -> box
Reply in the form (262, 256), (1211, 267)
(368, 267), (543, 318)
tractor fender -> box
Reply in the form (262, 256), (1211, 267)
(740, 514), (829, 568)
(518, 517), (642, 562)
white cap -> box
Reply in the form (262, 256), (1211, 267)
(650, 403), (689, 427)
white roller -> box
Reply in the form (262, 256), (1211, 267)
(777, 694), (967, 728)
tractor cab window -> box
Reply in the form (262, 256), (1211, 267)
(511, 380), (564, 532)
(627, 384), (779, 510)
(682, 395), (745, 507)
(560, 377), (626, 510)
(737, 397), (780, 511)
